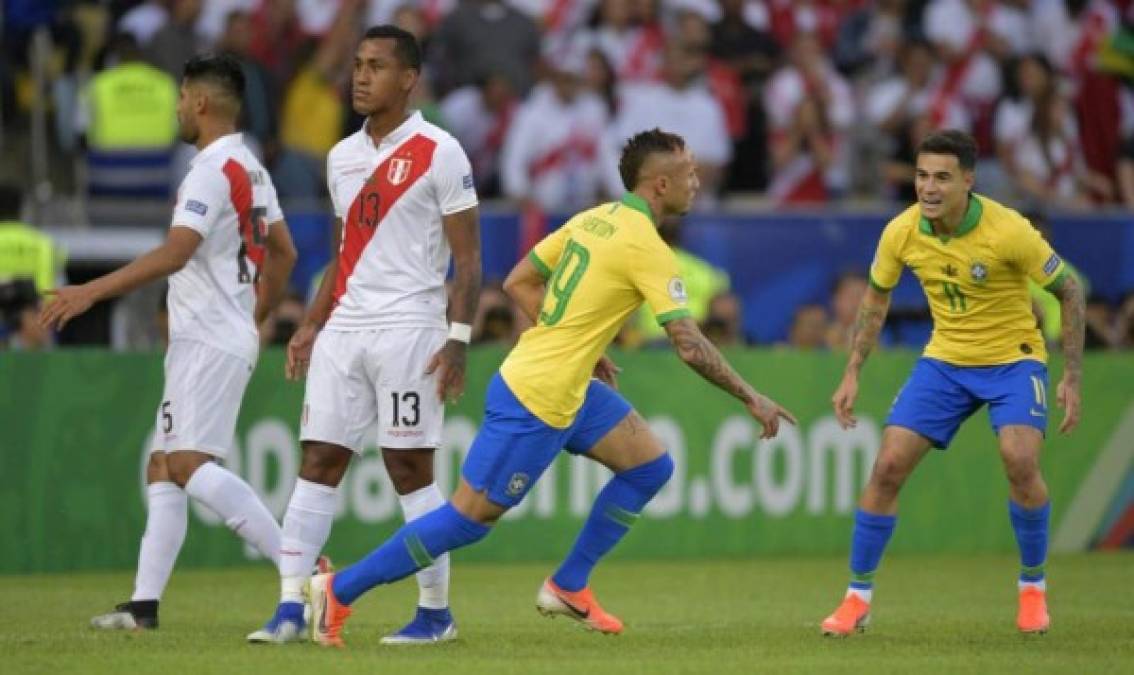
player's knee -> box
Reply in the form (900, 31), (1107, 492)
(1003, 454), (1040, 488)
(299, 442), (352, 486)
(620, 452), (674, 494)
(145, 453), (171, 484)
(165, 452), (210, 487)
(382, 450), (434, 495)
(870, 456), (908, 494)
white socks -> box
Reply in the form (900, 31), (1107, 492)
(278, 478), (338, 603)
(184, 462), (282, 567)
(1019, 579), (1047, 592)
(132, 482), (188, 601)
(399, 483), (450, 610)
(847, 587), (873, 603)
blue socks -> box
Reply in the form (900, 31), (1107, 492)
(332, 503), (489, 605)
(552, 454), (674, 592)
(848, 509), (897, 594)
(1009, 500), (1050, 586)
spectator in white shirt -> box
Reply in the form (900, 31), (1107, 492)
(117, 0), (170, 47)
(763, 31), (853, 204)
(994, 54), (1055, 181)
(501, 48), (610, 212)
(604, 40), (731, 202)
(1009, 86), (1113, 209)
(439, 72), (518, 196)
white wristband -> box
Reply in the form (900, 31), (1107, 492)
(448, 322), (472, 344)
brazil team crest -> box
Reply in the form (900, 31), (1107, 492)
(388, 157), (413, 185)
(506, 472), (530, 497)
(970, 261), (988, 285)
(668, 277), (688, 304)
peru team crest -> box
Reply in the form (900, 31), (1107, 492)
(388, 157), (413, 185)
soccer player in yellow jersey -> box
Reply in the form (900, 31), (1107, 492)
(820, 130), (1085, 637)
(304, 129), (796, 646)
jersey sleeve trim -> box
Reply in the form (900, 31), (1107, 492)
(656, 308), (691, 325)
(528, 250), (552, 278)
(440, 199), (479, 217)
(868, 272), (895, 293)
(1043, 267), (1070, 293)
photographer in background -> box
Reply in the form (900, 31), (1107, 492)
(0, 184), (64, 350)
(0, 279), (52, 350)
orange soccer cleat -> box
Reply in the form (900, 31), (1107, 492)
(820, 593), (871, 637)
(308, 573), (353, 647)
(536, 578), (624, 635)
(1017, 587), (1050, 634)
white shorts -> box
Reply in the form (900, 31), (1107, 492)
(153, 340), (253, 457)
(300, 327), (446, 453)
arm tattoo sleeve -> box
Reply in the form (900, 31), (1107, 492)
(847, 290), (891, 375)
(666, 318), (755, 404)
(1054, 274), (1085, 380)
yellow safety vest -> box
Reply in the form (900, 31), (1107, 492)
(635, 248), (730, 342)
(88, 62), (178, 150)
(0, 221), (64, 293)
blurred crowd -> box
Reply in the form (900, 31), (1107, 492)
(2, 0), (1134, 214)
(4, 0), (1134, 353)
(461, 226), (1134, 354)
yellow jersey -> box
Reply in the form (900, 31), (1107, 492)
(870, 194), (1068, 366)
(499, 193), (691, 427)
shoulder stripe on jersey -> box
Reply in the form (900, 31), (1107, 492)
(332, 133), (438, 307)
(222, 158), (265, 280)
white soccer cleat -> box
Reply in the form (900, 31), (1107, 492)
(90, 602), (157, 630)
(247, 601), (308, 644)
(380, 607), (458, 645)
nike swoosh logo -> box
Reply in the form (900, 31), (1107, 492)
(557, 594), (590, 619)
(1030, 409), (1045, 417)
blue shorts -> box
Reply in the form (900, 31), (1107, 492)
(462, 373), (632, 508)
(886, 358), (1049, 449)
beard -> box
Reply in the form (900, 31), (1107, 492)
(177, 119), (198, 144)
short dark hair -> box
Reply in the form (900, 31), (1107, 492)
(916, 129), (978, 170)
(182, 53), (245, 103)
(618, 128), (686, 190)
(0, 183), (22, 220)
(362, 25), (422, 71)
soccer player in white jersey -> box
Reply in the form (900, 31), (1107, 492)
(41, 54), (298, 630)
(248, 25), (481, 644)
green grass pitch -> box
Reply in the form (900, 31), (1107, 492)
(3, 553), (1132, 674)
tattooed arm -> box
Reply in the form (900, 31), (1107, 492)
(665, 317), (796, 439)
(832, 285), (892, 429)
(1052, 273), (1085, 433)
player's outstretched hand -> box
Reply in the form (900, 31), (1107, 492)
(38, 285), (96, 330)
(1056, 375), (1081, 434)
(593, 354), (622, 389)
(426, 340), (467, 404)
(746, 393), (797, 440)
(832, 373), (859, 429)
(286, 322), (319, 380)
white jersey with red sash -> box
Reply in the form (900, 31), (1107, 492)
(169, 132), (282, 364)
(325, 111), (478, 331)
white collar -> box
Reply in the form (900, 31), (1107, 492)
(190, 133), (243, 166)
(360, 111), (423, 152)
